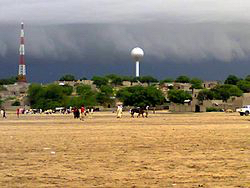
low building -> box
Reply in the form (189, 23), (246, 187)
(173, 83), (192, 91)
(202, 81), (220, 89)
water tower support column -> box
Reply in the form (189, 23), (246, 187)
(136, 61), (140, 77)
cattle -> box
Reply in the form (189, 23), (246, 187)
(130, 107), (149, 118)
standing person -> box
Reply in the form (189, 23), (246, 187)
(145, 105), (149, 118)
(73, 107), (78, 119)
(2, 109), (6, 119)
(16, 108), (20, 118)
(117, 105), (123, 118)
(80, 105), (85, 121)
(0, 109), (3, 118)
(90, 108), (94, 118)
(76, 108), (80, 119)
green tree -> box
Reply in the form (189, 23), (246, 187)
(190, 78), (203, 89)
(197, 89), (214, 101)
(91, 76), (108, 88)
(0, 85), (7, 91)
(245, 75), (250, 82)
(138, 76), (158, 85)
(76, 85), (93, 96)
(117, 86), (165, 107)
(0, 76), (17, 85)
(121, 76), (133, 81)
(168, 89), (192, 104)
(96, 85), (114, 106)
(175, 75), (190, 83)
(28, 84), (46, 109)
(224, 75), (240, 85)
(61, 85), (73, 96)
(66, 96), (83, 108)
(80, 77), (88, 81)
(75, 85), (97, 107)
(131, 77), (140, 83)
(105, 74), (123, 86)
(237, 80), (250, 93)
(111, 77), (123, 86)
(44, 84), (64, 101)
(59, 74), (76, 81)
(28, 84), (69, 110)
(12, 100), (20, 106)
(159, 78), (174, 85)
(212, 84), (243, 101)
(0, 98), (3, 107)
(105, 74), (119, 80)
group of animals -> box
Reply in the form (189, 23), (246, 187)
(72, 106), (149, 119)
(130, 106), (149, 118)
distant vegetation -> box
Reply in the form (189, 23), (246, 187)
(11, 100), (21, 106)
(198, 84), (243, 102)
(0, 85), (7, 91)
(197, 74), (250, 102)
(168, 89), (192, 104)
(0, 76), (17, 85)
(175, 75), (190, 83)
(25, 73), (250, 109)
(116, 86), (165, 107)
(59, 74), (76, 81)
(2, 73), (250, 109)
(206, 107), (223, 112)
(28, 84), (75, 110)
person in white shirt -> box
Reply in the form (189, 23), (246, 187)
(117, 105), (123, 118)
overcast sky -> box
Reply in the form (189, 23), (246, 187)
(1, 0), (250, 82)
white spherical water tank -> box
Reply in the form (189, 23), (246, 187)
(131, 47), (144, 61)
(131, 47), (144, 77)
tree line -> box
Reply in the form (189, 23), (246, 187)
(2, 74), (250, 109)
(28, 84), (165, 110)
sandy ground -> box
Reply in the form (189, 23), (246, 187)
(0, 111), (249, 188)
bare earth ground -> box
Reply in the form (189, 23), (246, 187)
(0, 111), (249, 188)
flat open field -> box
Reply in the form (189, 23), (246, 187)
(0, 111), (249, 187)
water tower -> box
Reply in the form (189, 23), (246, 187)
(131, 47), (144, 77)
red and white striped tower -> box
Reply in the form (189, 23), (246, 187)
(18, 22), (27, 83)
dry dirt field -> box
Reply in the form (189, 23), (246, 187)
(0, 111), (249, 188)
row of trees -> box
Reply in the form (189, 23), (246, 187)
(197, 84), (243, 102)
(117, 86), (165, 107)
(59, 74), (159, 86)
(168, 84), (244, 104)
(195, 75), (250, 102)
(2, 74), (250, 109)
(224, 75), (250, 93)
(163, 74), (250, 103)
(59, 74), (205, 89)
(28, 83), (166, 110)
(28, 84), (73, 110)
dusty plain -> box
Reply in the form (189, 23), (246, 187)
(0, 111), (249, 188)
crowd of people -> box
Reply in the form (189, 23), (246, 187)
(72, 105), (94, 121)
(1, 104), (150, 120)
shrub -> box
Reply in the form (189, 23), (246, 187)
(12, 100), (20, 106)
(175, 75), (190, 83)
(0, 85), (7, 91)
(206, 107), (222, 112)
(59, 74), (76, 81)
(117, 86), (165, 107)
(168, 89), (192, 104)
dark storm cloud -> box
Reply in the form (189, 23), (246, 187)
(1, 23), (250, 63)
(1, 0), (250, 82)
(1, 0), (250, 24)
(0, 0), (250, 61)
